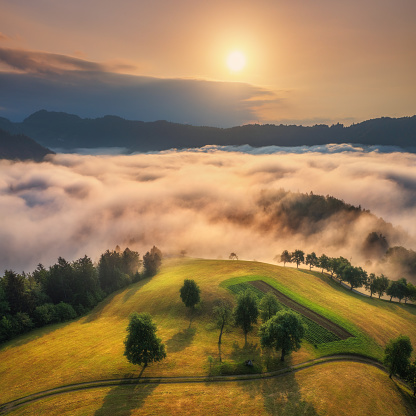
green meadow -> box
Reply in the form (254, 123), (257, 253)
(1, 259), (415, 415)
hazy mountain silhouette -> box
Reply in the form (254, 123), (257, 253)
(0, 110), (415, 152)
(0, 129), (54, 161)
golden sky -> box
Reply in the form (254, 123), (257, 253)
(0, 0), (415, 126)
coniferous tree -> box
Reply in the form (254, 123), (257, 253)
(143, 246), (162, 277)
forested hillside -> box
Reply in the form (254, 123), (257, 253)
(0, 129), (54, 161)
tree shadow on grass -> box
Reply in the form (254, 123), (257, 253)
(165, 327), (196, 353)
(260, 370), (319, 416)
(234, 352), (319, 415)
(122, 277), (152, 303)
(229, 340), (262, 365)
(94, 382), (159, 416)
(0, 322), (69, 350)
(392, 380), (416, 415)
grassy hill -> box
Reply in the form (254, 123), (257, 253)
(1, 259), (415, 415)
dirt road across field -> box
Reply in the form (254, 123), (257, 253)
(249, 280), (353, 340)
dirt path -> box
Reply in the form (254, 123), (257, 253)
(249, 280), (353, 340)
(0, 355), (386, 415)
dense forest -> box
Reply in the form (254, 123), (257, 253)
(0, 245), (162, 343)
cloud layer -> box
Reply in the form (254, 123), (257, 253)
(0, 47), (276, 126)
(1, 149), (416, 281)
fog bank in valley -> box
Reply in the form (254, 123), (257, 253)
(1, 149), (416, 281)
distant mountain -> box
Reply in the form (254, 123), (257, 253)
(0, 110), (415, 152)
(0, 129), (54, 161)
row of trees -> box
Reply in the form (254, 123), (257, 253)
(277, 249), (416, 303)
(0, 245), (162, 343)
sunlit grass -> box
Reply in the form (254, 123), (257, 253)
(1, 258), (415, 405)
(7, 362), (416, 416)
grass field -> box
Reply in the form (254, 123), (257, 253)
(6, 362), (416, 416)
(1, 258), (416, 413)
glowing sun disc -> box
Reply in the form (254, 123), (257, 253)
(227, 51), (246, 71)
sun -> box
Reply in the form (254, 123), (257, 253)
(226, 51), (246, 72)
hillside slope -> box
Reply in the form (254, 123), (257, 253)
(0, 129), (54, 161)
(1, 259), (415, 412)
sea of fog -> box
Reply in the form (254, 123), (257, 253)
(1, 144), (416, 274)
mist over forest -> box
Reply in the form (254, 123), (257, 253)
(1, 148), (416, 282)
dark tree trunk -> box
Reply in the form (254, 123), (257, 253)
(218, 322), (225, 345)
(281, 348), (286, 362)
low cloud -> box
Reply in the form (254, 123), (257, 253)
(1, 149), (416, 283)
(0, 47), (134, 75)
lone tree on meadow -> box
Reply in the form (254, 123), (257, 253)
(291, 250), (304, 269)
(383, 335), (413, 379)
(259, 309), (306, 362)
(213, 299), (233, 346)
(259, 292), (281, 322)
(124, 312), (166, 368)
(233, 290), (259, 344)
(229, 253), (238, 260)
(180, 279), (201, 310)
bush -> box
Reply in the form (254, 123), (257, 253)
(55, 302), (77, 321)
(0, 315), (14, 342)
(33, 303), (58, 326)
(14, 312), (34, 333)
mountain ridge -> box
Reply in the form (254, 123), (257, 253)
(0, 110), (415, 152)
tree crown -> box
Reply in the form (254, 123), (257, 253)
(179, 279), (201, 309)
(124, 312), (166, 366)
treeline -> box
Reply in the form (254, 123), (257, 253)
(0, 245), (162, 343)
(277, 249), (416, 303)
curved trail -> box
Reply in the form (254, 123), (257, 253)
(0, 355), (387, 414)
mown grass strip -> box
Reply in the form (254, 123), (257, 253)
(222, 274), (383, 360)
